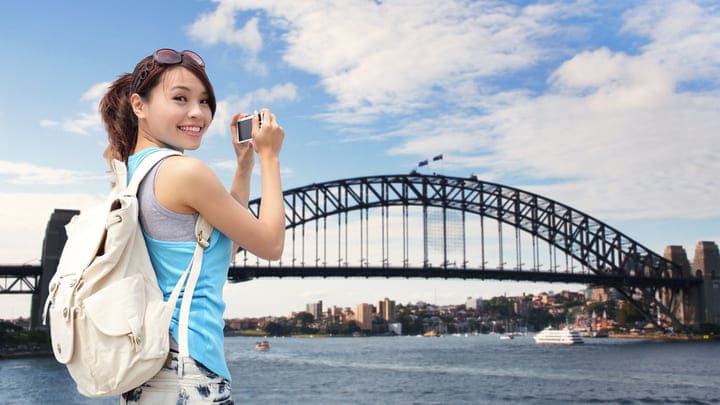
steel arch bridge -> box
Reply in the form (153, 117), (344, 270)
(237, 173), (699, 331)
(2, 174), (701, 331)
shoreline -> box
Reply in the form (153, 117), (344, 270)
(3, 332), (716, 360)
(608, 332), (718, 341)
(0, 349), (52, 360)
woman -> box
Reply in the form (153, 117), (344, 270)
(100, 48), (285, 404)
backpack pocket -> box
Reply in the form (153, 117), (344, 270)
(84, 274), (146, 345)
(49, 299), (75, 364)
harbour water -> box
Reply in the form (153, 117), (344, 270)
(1, 334), (718, 404)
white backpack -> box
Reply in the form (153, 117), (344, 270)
(43, 150), (213, 397)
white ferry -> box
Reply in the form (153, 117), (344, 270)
(533, 327), (584, 345)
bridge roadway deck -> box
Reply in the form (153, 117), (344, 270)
(0, 264), (700, 294)
(228, 265), (699, 288)
(0, 265), (41, 276)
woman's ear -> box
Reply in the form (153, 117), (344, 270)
(130, 93), (146, 119)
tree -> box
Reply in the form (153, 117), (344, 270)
(527, 307), (554, 331)
(616, 302), (645, 326)
(263, 321), (290, 337)
(346, 321), (361, 334)
(293, 312), (316, 333)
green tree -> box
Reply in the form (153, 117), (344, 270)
(527, 307), (554, 331)
(263, 321), (290, 336)
(346, 320), (361, 334)
(293, 311), (316, 334)
(616, 302), (645, 326)
(399, 314), (422, 336)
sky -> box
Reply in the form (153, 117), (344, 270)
(1, 0), (719, 320)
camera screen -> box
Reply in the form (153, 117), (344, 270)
(236, 117), (253, 143)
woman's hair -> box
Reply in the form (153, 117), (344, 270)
(99, 52), (217, 162)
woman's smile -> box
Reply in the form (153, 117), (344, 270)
(179, 125), (203, 137)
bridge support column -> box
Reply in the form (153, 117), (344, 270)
(30, 209), (78, 330)
(693, 241), (720, 325)
(662, 246), (698, 329)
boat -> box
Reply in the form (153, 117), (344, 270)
(591, 329), (609, 338)
(499, 334), (513, 340)
(533, 327), (584, 345)
(255, 340), (270, 351)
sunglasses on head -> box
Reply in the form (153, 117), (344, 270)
(130, 49), (206, 94)
(153, 48), (205, 67)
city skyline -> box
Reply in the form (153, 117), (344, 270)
(235, 286), (584, 321)
(1, 1), (719, 319)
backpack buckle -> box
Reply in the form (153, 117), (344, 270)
(196, 230), (210, 249)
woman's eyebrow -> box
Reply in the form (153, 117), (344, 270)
(169, 85), (209, 96)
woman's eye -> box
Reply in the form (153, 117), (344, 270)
(200, 99), (210, 105)
(174, 96), (187, 102)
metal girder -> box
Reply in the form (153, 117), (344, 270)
(248, 173), (699, 331)
(263, 174), (687, 282)
(0, 265), (41, 294)
(5, 175), (701, 333)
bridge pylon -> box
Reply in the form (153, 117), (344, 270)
(662, 246), (699, 328)
(693, 241), (720, 325)
(31, 209), (77, 330)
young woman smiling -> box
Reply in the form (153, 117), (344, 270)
(100, 48), (285, 404)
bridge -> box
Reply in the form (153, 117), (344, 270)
(2, 173), (717, 333)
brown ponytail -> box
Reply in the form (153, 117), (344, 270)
(99, 73), (137, 162)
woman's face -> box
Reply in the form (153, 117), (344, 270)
(137, 67), (213, 152)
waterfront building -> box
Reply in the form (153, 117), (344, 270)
(307, 300), (323, 320)
(378, 297), (396, 321)
(356, 303), (373, 331)
(465, 296), (483, 310)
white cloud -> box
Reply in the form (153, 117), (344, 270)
(187, 3), (263, 52)
(39, 81), (109, 135)
(621, 0), (720, 84)
(207, 83), (298, 138)
(39, 119), (58, 127)
(385, 1), (720, 220)
(0, 192), (105, 264)
(0, 160), (105, 185)
(190, 0), (559, 121)
(82, 81), (112, 101)
(190, 1), (719, 223)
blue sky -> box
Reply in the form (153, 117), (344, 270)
(1, 0), (719, 319)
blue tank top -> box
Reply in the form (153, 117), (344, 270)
(128, 147), (233, 381)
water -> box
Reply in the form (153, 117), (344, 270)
(1, 335), (718, 404)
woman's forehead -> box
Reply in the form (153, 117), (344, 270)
(159, 67), (207, 93)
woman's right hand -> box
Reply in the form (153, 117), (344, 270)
(253, 108), (284, 160)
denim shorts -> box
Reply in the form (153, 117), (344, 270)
(120, 352), (233, 404)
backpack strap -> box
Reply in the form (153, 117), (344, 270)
(123, 149), (182, 196)
(176, 216), (213, 375)
(120, 149), (215, 375)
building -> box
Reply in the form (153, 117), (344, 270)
(465, 296), (483, 310)
(356, 303), (373, 331)
(378, 297), (396, 321)
(307, 300), (323, 320)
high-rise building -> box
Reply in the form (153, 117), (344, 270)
(356, 303), (373, 331)
(465, 296), (482, 310)
(306, 300), (323, 320)
(378, 297), (395, 321)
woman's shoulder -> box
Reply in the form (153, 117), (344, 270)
(156, 154), (223, 195)
(153, 154), (222, 214)
(160, 154), (214, 180)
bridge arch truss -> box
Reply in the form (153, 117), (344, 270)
(241, 174), (698, 331)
